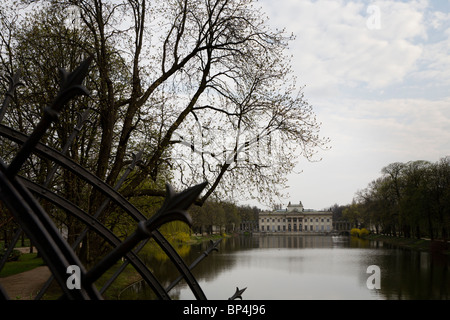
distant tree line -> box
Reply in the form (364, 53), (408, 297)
(342, 158), (450, 241)
(188, 201), (260, 235)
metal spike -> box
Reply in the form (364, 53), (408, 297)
(228, 287), (247, 300)
(0, 70), (24, 122)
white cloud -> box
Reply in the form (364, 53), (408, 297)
(428, 10), (450, 30)
(411, 35), (450, 87)
(255, 0), (450, 208)
(284, 94), (450, 208)
(260, 0), (428, 94)
(319, 97), (450, 159)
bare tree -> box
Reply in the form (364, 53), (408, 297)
(0, 0), (329, 251)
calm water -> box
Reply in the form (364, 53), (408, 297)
(120, 235), (449, 300)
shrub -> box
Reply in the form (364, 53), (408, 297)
(171, 232), (191, 243)
(0, 249), (21, 262)
(350, 228), (361, 237)
(360, 228), (370, 237)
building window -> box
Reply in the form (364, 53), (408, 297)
(261, 226), (264, 231)
(278, 225), (280, 231)
(262, 219), (264, 222)
(321, 219), (324, 222)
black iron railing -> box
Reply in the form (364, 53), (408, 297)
(0, 57), (245, 300)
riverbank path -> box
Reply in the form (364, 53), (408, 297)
(0, 247), (51, 300)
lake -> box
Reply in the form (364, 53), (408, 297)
(120, 235), (449, 300)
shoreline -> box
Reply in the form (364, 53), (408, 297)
(361, 234), (450, 255)
(188, 233), (231, 244)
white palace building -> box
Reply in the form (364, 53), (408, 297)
(258, 201), (333, 234)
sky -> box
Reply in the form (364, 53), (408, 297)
(5, 0), (448, 212)
(251, 0), (450, 210)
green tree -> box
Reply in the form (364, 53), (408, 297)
(0, 0), (328, 260)
(342, 201), (362, 228)
(428, 157), (450, 241)
(222, 201), (240, 233)
(356, 158), (450, 241)
(400, 161), (431, 239)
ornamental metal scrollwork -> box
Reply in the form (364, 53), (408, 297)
(0, 57), (245, 300)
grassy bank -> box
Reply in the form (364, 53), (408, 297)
(0, 232), (231, 299)
(363, 234), (450, 255)
(189, 233), (231, 243)
(0, 253), (44, 278)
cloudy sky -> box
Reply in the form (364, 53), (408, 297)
(254, 0), (450, 210)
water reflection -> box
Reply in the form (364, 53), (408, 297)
(119, 235), (449, 300)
